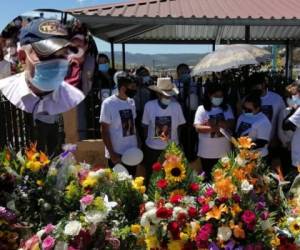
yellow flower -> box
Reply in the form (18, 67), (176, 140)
(190, 221), (200, 240)
(36, 180), (44, 186)
(132, 177), (146, 194)
(39, 152), (50, 165)
(26, 161), (42, 172)
(231, 203), (242, 217)
(271, 235), (280, 247)
(180, 232), (189, 241)
(65, 181), (79, 200)
(131, 224), (141, 234)
(206, 204), (228, 220)
(145, 235), (159, 250)
(289, 220), (300, 235)
(167, 240), (184, 250)
(82, 176), (97, 188)
(164, 161), (186, 183)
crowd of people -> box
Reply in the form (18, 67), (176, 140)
(0, 16), (300, 186)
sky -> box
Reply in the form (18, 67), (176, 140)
(1, 0), (212, 55)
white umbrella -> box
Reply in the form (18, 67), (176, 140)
(192, 44), (271, 76)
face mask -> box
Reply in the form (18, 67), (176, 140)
(291, 95), (300, 105)
(31, 59), (69, 92)
(287, 98), (295, 107)
(142, 76), (151, 84)
(211, 97), (223, 106)
(244, 112), (255, 117)
(125, 88), (137, 98)
(8, 47), (17, 56)
(161, 98), (171, 106)
(98, 63), (109, 73)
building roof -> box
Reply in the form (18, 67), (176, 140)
(66, 0), (300, 44)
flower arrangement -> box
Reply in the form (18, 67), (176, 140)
(133, 137), (282, 250)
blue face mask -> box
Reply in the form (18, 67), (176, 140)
(98, 63), (109, 73)
(292, 95), (300, 105)
(161, 97), (171, 106)
(211, 97), (223, 106)
(180, 73), (191, 83)
(244, 112), (255, 117)
(31, 59), (69, 92)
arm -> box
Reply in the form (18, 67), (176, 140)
(194, 123), (215, 133)
(100, 122), (121, 164)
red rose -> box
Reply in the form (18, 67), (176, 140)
(152, 162), (162, 171)
(189, 183), (200, 192)
(204, 187), (215, 197)
(242, 210), (256, 225)
(188, 207), (198, 218)
(177, 212), (187, 222)
(156, 207), (173, 219)
(170, 194), (183, 204)
(197, 196), (206, 205)
(168, 221), (180, 239)
(156, 179), (168, 189)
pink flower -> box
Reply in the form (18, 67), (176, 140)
(241, 210), (256, 225)
(200, 204), (210, 215)
(42, 236), (55, 250)
(22, 235), (39, 250)
(196, 223), (213, 242)
(44, 224), (55, 234)
(204, 187), (215, 197)
(80, 195), (94, 206)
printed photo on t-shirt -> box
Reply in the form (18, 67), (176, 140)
(155, 116), (172, 139)
(237, 121), (252, 137)
(261, 105), (273, 121)
(209, 113), (225, 138)
(119, 109), (135, 137)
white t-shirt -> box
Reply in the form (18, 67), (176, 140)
(100, 95), (138, 158)
(194, 105), (234, 159)
(236, 112), (271, 157)
(0, 60), (11, 79)
(0, 72), (85, 115)
(260, 91), (286, 140)
(288, 108), (300, 167)
(278, 107), (294, 149)
(142, 99), (186, 150)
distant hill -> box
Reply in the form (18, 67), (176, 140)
(101, 51), (207, 69)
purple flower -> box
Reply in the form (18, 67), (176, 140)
(232, 194), (241, 203)
(260, 211), (269, 220)
(224, 240), (235, 250)
(0, 206), (17, 223)
(255, 201), (266, 211)
(209, 242), (220, 250)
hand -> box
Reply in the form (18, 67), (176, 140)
(110, 152), (121, 165)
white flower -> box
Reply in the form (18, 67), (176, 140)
(64, 220), (82, 236)
(117, 172), (132, 181)
(287, 217), (295, 224)
(173, 207), (187, 219)
(217, 226), (232, 242)
(241, 179), (253, 193)
(54, 241), (68, 250)
(145, 202), (155, 211)
(143, 194), (149, 202)
(103, 195), (117, 213)
(182, 196), (196, 205)
(85, 210), (107, 224)
(221, 156), (230, 164)
(261, 219), (272, 231)
(140, 213), (150, 227)
(165, 203), (173, 209)
(235, 155), (246, 166)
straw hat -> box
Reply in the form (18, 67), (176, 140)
(148, 77), (179, 96)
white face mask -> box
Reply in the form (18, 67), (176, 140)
(161, 97), (171, 106)
(211, 97), (223, 106)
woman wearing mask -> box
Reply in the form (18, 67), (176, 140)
(142, 78), (186, 185)
(194, 84), (234, 181)
(236, 92), (271, 160)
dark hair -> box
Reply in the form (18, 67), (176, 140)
(203, 84), (228, 111)
(98, 53), (109, 62)
(117, 74), (137, 90)
(135, 66), (149, 76)
(249, 72), (267, 87)
(176, 63), (189, 73)
(243, 91), (262, 109)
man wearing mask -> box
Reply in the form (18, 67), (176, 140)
(0, 45), (11, 79)
(250, 73), (285, 168)
(96, 53), (116, 101)
(0, 19), (85, 115)
(100, 71), (138, 175)
(175, 64), (199, 161)
(142, 78), (186, 185)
